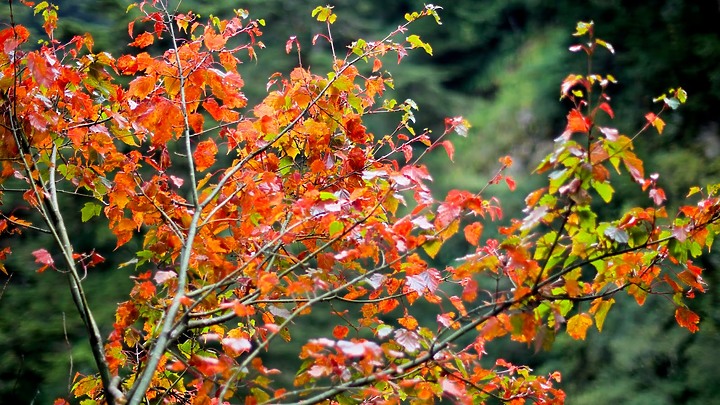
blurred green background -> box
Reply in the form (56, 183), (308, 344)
(1, 0), (719, 403)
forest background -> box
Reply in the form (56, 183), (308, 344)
(0, 0), (719, 404)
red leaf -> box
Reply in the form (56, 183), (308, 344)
(598, 102), (614, 119)
(285, 36), (300, 54)
(333, 325), (349, 339)
(32, 248), (54, 273)
(27, 51), (57, 88)
(567, 109), (591, 133)
(505, 176), (516, 191)
(193, 138), (218, 172)
(675, 307), (700, 333)
(344, 115), (368, 144)
(439, 140), (455, 162)
(347, 147), (366, 172)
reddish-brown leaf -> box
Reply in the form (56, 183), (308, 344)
(344, 115), (368, 144)
(675, 307), (700, 333)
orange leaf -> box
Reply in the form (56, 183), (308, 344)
(194, 138), (218, 172)
(567, 109), (590, 133)
(645, 112), (665, 134)
(203, 27), (227, 51)
(675, 307), (700, 333)
(398, 313), (418, 330)
(333, 325), (349, 339)
(113, 217), (137, 249)
(622, 152), (645, 183)
(347, 147), (366, 172)
(129, 32), (154, 48)
(128, 75), (156, 99)
(188, 354), (227, 376)
(566, 313), (592, 340)
(439, 140), (455, 162)
(463, 222), (483, 246)
(372, 58), (382, 73)
(257, 272), (279, 295)
(234, 302), (256, 317)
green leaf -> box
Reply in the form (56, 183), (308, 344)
(81, 202), (102, 222)
(329, 220), (344, 237)
(34, 1), (50, 14)
(278, 156), (293, 176)
(592, 181), (614, 203)
(676, 87), (688, 103)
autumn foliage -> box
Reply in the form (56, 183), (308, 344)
(1, 2), (719, 404)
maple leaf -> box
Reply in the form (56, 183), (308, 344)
(406, 268), (441, 296)
(32, 248), (54, 273)
(188, 355), (227, 376)
(203, 26), (227, 51)
(222, 337), (252, 354)
(394, 329), (421, 353)
(675, 307), (700, 333)
(645, 112), (665, 134)
(463, 222), (483, 246)
(566, 109), (590, 133)
(129, 32), (154, 48)
(333, 325), (349, 339)
(193, 138), (218, 171)
(566, 313), (593, 340)
(344, 115), (368, 143)
(127, 75), (156, 99)
(26, 51), (58, 88)
(598, 102), (614, 118)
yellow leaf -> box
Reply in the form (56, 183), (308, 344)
(566, 313), (593, 340)
(422, 239), (442, 259)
